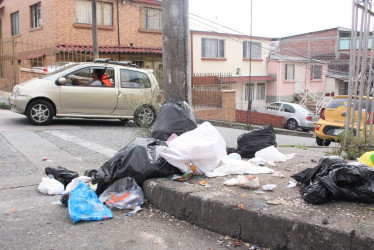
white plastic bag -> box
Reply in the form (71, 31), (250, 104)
(224, 175), (260, 189)
(156, 122), (227, 174)
(38, 176), (64, 195)
(205, 158), (275, 177)
(254, 146), (287, 162)
(66, 176), (93, 193)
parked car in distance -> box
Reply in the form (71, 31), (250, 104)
(260, 102), (318, 132)
(315, 95), (372, 146)
(10, 60), (160, 126)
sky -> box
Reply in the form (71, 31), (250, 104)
(188, 0), (353, 38)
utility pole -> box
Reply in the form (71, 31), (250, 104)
(162, 0), (191, 103)
(92, 0), (99, 59)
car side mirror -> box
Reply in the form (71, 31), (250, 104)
(56, 77), (67, 85)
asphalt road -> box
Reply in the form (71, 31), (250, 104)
(0, 109), (332, 249)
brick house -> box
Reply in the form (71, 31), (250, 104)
(275, 27), (353, 96)
(0, 0), (163, 88)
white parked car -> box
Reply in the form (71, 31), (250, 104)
(10, 60), (160, 126)
(262, 102), (319, 132)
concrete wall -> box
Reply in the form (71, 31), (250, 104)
(191, 31), (270, 76)
(195, 91), (236, 122)
(19, 68), (47, 83)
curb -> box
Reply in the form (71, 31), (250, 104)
(196, 118), (315, 138)
(143, 178), (373, 249)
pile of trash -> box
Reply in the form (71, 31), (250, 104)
(37, 100), (296, 223)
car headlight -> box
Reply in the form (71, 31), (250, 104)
(12, 86), (19, 97)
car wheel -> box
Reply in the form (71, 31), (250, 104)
(316, 137), (331, 146)
(134, 105), (156, 127)
(26, 100), (54, 125)
(286, 119), (298, 130)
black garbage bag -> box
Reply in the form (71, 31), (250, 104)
(236, 124), (277, 159)
(45, 166), (79, 188)
(94, 138), (181, 195)
(151, 99), (197, 141)
(292, 156), (374, 204)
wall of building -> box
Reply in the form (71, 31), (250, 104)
(278, 29), (338, 58)
(191, 32), (270, 75)
(0, 0), (55, 44)
(235, 110), (284, 128)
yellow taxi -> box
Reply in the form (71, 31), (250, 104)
(315, 95), (373, 146)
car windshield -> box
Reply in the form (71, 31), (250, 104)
(39, 63), (79, 80)
(327, 98), (373, 112)
(296, 105), (313, 114)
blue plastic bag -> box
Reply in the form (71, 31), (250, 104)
(68, 180), (113, 223)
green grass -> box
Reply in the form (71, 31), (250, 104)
(278, 144), (308, 150)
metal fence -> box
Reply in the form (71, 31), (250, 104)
(191, 73), (235, 109)
(344, 0), (374, 145)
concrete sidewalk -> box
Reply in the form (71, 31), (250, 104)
(143, 146), (374, 249)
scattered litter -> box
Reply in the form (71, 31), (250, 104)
(254, 190), (265, 194)
(99, 177), (145, 210)
(285, 168), (292, 172)
(266, 198), (286, 205)
(236, 204), (244, 210)
(199, 180), (207, 186)
(156, 122), (227, 175)
(248, 157), (266, 166)
(224, 175), (260, 189)
(236, 125), (277, 159)
(42, 157), (47, 161)
(272, 171), (286, 178)
(151, 100), (197, 141)
(240, 193), (247, 197)
(262, 184), (276, 191)
(287, 180), (298, 188)
(45, 166), (79, 188)
(68, 180), (113, 223)
(9, 208), (16, 213)
(205, 158), (274, 177)
(38, 176), (64, 195)
(171, 172), (193, 182)
(126, 205), (142, 216)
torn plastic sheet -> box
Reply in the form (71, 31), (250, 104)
(205, 158), (275, 178)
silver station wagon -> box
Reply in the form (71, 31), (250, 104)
(9, 60), (160, 126)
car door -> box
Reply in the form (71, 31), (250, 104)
(59, 66), (118, 115)
(280, 103), (295, 122)
(113, 68), (155, 116)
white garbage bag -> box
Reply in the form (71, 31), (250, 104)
(38, 176), (64, 195)
(156, 122), (227, 174)
(254, 146), (287, 162)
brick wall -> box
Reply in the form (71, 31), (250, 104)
(19, 68), (47, 83)
(236, 110), (284, 128)
(1, 0), (162, 48)
(195, 91), (236, 122)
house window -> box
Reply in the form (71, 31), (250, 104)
(74, 0), (113, 26)
(285, 64), (294, 80)
(11, 11), (20, 36)
(243, 41), (261, 59)
(312, 65), (322, 79)
(339, 31), (373, 50)
(142, 7), (162, 30)
(30, 2), (42, 28)
(201, 38), (225, 58)
(245, 82), (265, 101)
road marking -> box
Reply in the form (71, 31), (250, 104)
(45, 130), (117, 157)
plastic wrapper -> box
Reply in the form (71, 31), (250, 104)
(151, 100), (197, 141)
(38, 176), (64, 195)
(94, 138), (181, 195)
(236, 124), (277, 159)
(45, 166), (79, 188)
(68, 180), (113, 223)
(358, 151), (374, 168)
(99, 177), (145, 210)
(224, 175), (260, 189)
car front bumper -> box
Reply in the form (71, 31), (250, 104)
(9, 95), (31, 114)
